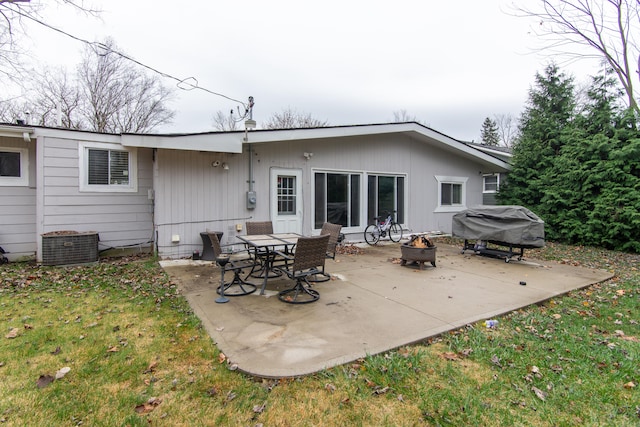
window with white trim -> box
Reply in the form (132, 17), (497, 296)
(483, 173), (499, 193)
(314, 171), (362, 229)
(435, 175), (467, 212)
(0, 147), (28, 186)
(79, 142), (137, 192)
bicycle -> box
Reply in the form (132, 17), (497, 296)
(364, 211), (403, 245)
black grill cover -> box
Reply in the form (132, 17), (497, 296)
(452, 205), (545, 248)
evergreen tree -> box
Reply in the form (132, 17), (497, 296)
(499, 64), (576, 209)
(480, 117), (500, 146)
(524, 68), (640, 252)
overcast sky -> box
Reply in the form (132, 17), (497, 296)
(19, 0), (602, 142)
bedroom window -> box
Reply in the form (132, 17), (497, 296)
(0, 148), (28, 186)
(435, 175), (467, 212)
(79, 142), (137, 192)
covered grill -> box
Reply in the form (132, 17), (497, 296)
(452, 205), (545, 262)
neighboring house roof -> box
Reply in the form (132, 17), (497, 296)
(0, 121), (511, 171)
(465, 141), (512, 163)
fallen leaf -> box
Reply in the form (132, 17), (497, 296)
(532, 386), (547, 401)
(50, 346), (61, 355)
(441, 352), (458, 361)
(325, 383), (336, 392)
(551, 314), (562, 320)
(460, 348), (473, 357)
(623, 381), (636, 389)
(491, 355), (501, 367)
(252, 402), (266, 413)
(373, 386), (390, 395)
(144, 360), (158, 373)
(218, 353), (227, 364)
(36, 374), (55, 388)
(530, 365), (542, 377)
(55, 367), (71, 380)
(24, 324), (33, 329)
(225, 391), (237, 403)
(107, 346), (119, 352)
(5, 328), (19, 339)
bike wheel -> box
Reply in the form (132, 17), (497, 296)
(389, 222), (403, 242)
(364, 225), (380, 245)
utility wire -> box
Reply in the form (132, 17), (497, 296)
(4, 3), (250, 112)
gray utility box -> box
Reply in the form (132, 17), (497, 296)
(246, 190), (257, 210)
(42, 231), (99, 266)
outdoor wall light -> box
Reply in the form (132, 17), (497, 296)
(222, 163), (229, 170)
(212, 160), (221, 167)
(303, 152), (313, 160)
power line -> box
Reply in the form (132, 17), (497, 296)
(4, 3), (250, 112)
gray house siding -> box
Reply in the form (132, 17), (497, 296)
(0, 136), (37, 261)
(36, 132), (154, 261)
(154, 132), (499, 259)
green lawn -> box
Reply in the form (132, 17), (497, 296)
(0, 243), (638, 426)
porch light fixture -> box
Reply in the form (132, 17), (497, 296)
(222, 163), (229, 170)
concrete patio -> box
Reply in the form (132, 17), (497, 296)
(161, 241), (612, 378)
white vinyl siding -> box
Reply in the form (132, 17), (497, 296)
(37, 135), (152, 260)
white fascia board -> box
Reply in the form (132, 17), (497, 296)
(121, 133), (243, 153)
(244, 123), (422, 143)
(0, 124), (34, 141)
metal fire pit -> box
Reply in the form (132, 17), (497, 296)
(400, 243), (436, 269)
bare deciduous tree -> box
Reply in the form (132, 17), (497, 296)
(30, 67), (84, 128)
(262, 107), (328, 129)
(77, 38), (175, 133)
(494, 113), (518, 148)
(391, 109), (427, 125)
(513, 0), (639, 114)
(0, 0), (100, 84)
(1, 38), (175, 133)
(212, 110), (239, 131)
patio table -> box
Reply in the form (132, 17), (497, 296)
(236, 233), (301, 295)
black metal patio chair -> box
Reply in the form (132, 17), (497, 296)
(308, 222), (343, 283)
(272, 234), (330, 304)
(208, 232), (257, 297)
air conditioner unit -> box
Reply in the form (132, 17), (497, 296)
(42, 231), (99, 266)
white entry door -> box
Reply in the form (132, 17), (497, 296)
(270, 168), (303, 234)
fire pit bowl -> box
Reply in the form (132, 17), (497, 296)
(400, 242), (436, 269)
